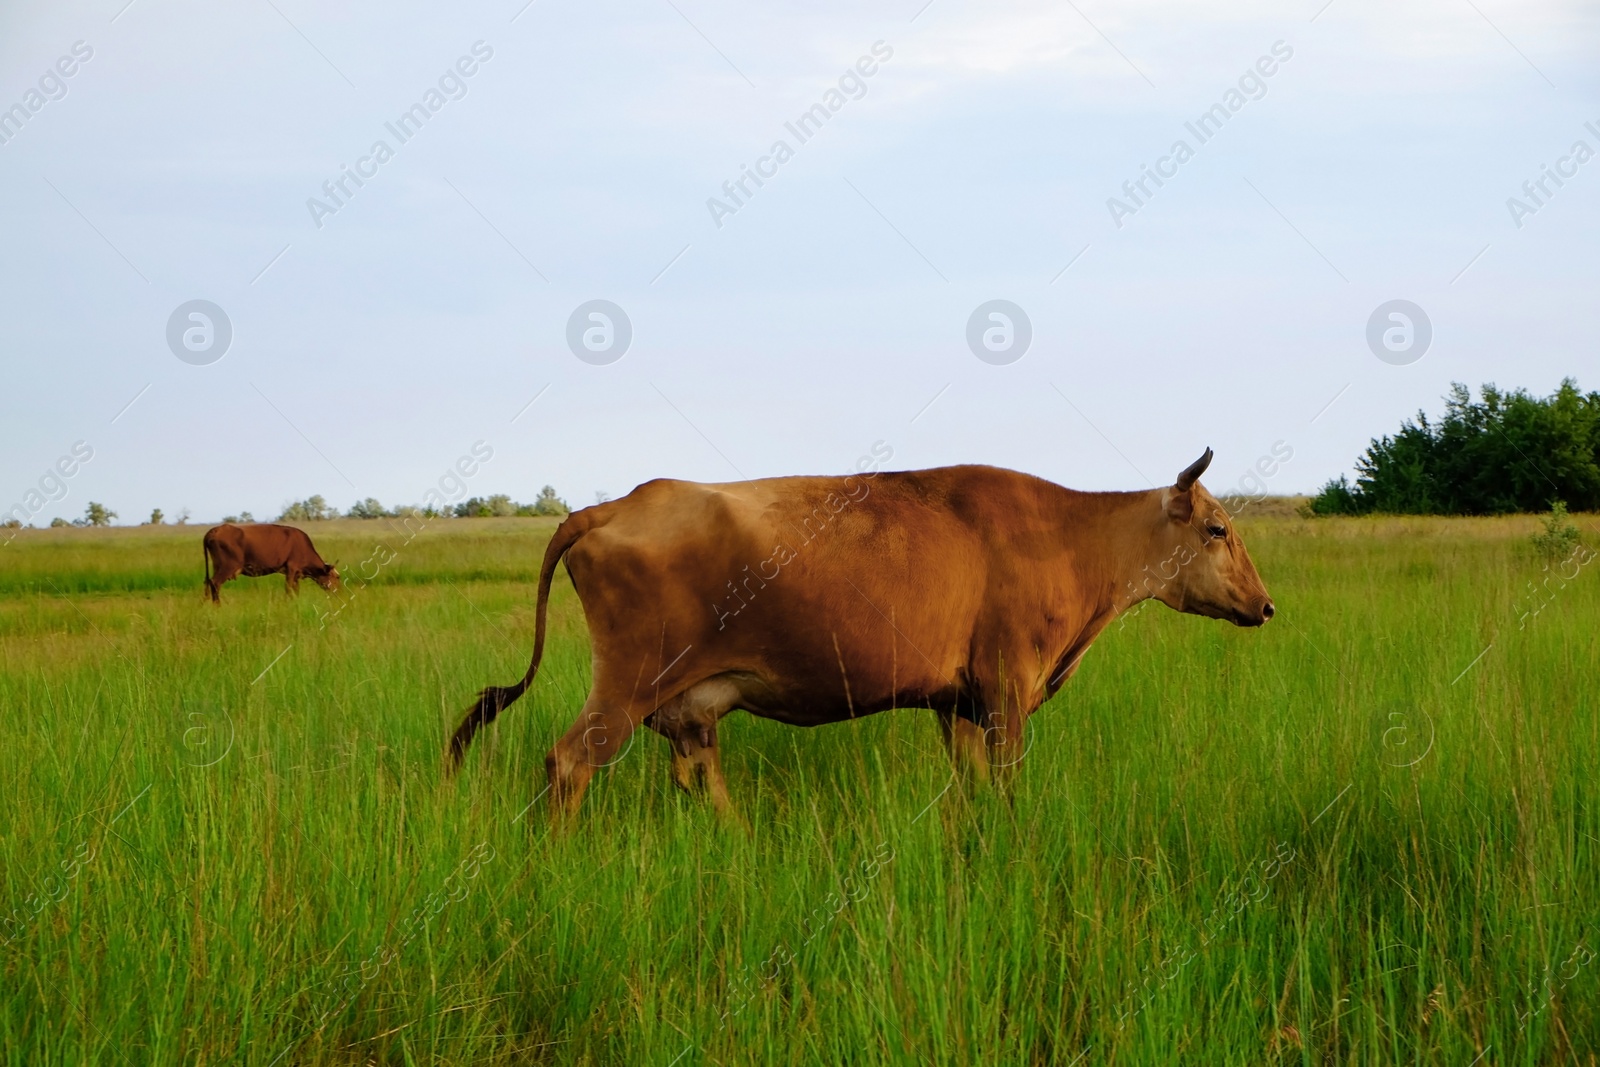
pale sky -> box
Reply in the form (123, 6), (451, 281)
(1, 0), (1596, 524)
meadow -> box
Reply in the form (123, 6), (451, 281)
(1, 509), (1596, 1065)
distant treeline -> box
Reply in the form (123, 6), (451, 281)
(5, 487), (581, 531)
(270, 487), (571, 523)
(1312, 379), (1600, 515)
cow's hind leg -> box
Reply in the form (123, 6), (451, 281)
(545, 691), (647, 818)
(648, 678), (740, 814)
(207, 564), (238, 604)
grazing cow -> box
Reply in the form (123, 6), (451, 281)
(450, 450), (1273, 817)
(202, 523), (340, 603)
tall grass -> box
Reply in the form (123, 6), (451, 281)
(0, 513), (1596, 1064)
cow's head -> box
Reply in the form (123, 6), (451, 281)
(1146, 448), (1274, 627)
(311, 563), (341, 592)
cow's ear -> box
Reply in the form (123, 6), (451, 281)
(1165, 447), (1212, 522)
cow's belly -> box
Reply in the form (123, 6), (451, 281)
(717, 669), (965, 727)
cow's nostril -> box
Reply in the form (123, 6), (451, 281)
(1261, 600), (1275, 621)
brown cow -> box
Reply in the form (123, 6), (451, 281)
(449, 450), (1273, 817)
(202, 523), (340, 603)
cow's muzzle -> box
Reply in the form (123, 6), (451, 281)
(1237, 598), (1274, 627)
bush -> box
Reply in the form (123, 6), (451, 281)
(1532, 501), (1581, 563)
(1311, 379), (1600, 515)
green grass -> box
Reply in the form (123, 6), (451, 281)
(1, 513), (1597, 1065)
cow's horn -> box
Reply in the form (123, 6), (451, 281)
(1174, 447), (1213, 491)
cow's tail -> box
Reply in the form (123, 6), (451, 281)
(448, 513), (586, 767)
(202, 537), (215, 603)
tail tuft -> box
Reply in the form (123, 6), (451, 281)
(448, 684), (524, 766)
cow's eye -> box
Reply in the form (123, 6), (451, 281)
(1205, 521), (1227, 540)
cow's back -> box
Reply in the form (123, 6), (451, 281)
(563, 469), (1049, 717)
(208, 523), (319, 568)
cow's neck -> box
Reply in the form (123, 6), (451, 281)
(1039, 488), (1173, 693)
(1059, 486), (1186, 616)
(1100, 488), (1178, 613)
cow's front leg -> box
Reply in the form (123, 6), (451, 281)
(665, 722), (733, 814)
(980, 703), (1030, 782)
(647, 678), (740, 815)
(285, 567), (301, 595)
(937, 708), (990, 785)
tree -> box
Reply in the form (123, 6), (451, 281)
(1311, 379), (1600, 515)
(50, 517), (70, 528)
(279, 495), (338, 521)
(77, 502), (116, 527)
(347, 498), (387, 520)
(532, 485), (570, 516)
(147, 509), (164, 525)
